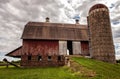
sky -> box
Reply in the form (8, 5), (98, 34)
(0, 0), (120, 61)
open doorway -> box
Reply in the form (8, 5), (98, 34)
(67, 41), (73, 55)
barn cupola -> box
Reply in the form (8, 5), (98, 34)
(45, 17), (50, 22)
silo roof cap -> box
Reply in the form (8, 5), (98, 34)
(89, 4), (108, 13)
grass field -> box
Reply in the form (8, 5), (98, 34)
(72, 57), (120, 79)
(0, 57), (120, 79)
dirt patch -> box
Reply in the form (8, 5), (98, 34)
(69, 60), (96, 77)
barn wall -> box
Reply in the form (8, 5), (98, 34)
(72, 41), (81, 55)
(59, 41), (67, 55)
(22, 39), (59, 55)
(21, 39), (65, 67)
(21, 55), (65, 67)
(81, 41), (89, 56)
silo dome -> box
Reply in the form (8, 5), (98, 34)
(89, 4), (108, 13)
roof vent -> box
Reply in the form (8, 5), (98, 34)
(45, 17), (50, 22)
(75, 19), (79, 24)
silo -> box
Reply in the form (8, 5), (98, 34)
(88, 4), (116, 63)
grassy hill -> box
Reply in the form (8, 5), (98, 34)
(0, 57), (120, 79)
(72, 57), (120, 79)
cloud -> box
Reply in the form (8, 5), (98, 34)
(115, 43), (120, 60)
(0, 0), (120, 60)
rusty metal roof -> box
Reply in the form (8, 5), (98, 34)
(21, 22), (89, 41)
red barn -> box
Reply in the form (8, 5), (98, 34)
(6, 18), (89, 67)
(6, 4), (116, 67)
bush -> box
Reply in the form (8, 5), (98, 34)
(116, 60), (120, 63)
(0, 61), (4, 63)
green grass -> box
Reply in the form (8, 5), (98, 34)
(0, 57), (120, 79)
(72, 57), (120, 79)
(0, 66), (81, 79)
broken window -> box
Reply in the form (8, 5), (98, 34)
(28, 55), (31, 60)
(48, 56), (52, 61)
(38, 56), (42, 61)
(58, 56), (61, 61)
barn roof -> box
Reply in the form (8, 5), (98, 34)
(6, 46), (22, 58)
(21, 22), (89, 41)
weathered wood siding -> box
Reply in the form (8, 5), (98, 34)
(73, 41), (81, 55)
(59, 41), (67, 55)
(81, 41), (89, 56)
(21, 39), (65, 67)
(22, 39), (59, 55)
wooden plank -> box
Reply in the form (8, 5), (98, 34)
(59, 41), (67, 55)
(73, 41), (81, 55)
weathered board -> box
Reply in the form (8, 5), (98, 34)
(72, 41), (81, 55)
(59, 41), (67, 55)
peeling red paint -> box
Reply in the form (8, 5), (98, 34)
(81, 41), (89, 56)
(22, 39), (59, 56)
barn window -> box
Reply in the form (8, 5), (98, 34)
(48, 56), (52, 61)
(28, 56), (31, 60)
(38, 56), (42, 61)
(58, 56), (61, 61)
